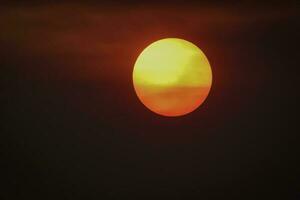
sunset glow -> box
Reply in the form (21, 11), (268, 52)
(133, 38), (212, 117)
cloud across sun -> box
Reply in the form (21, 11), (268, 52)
(133, 38), (212, 117)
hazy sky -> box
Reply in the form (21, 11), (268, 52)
(1, 1), (299, 199)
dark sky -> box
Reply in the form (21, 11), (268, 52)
(1, 1), (299, 199)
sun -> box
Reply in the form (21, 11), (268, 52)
(133, 38), (212, 117)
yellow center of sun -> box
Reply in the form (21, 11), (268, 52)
(133, 38), (212, 117)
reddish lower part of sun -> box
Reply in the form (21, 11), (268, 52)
(134, 84), (211, 117)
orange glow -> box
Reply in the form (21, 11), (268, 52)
(133, 38), (212, 117)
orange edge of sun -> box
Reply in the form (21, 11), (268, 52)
(133, 38), (213, 117)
